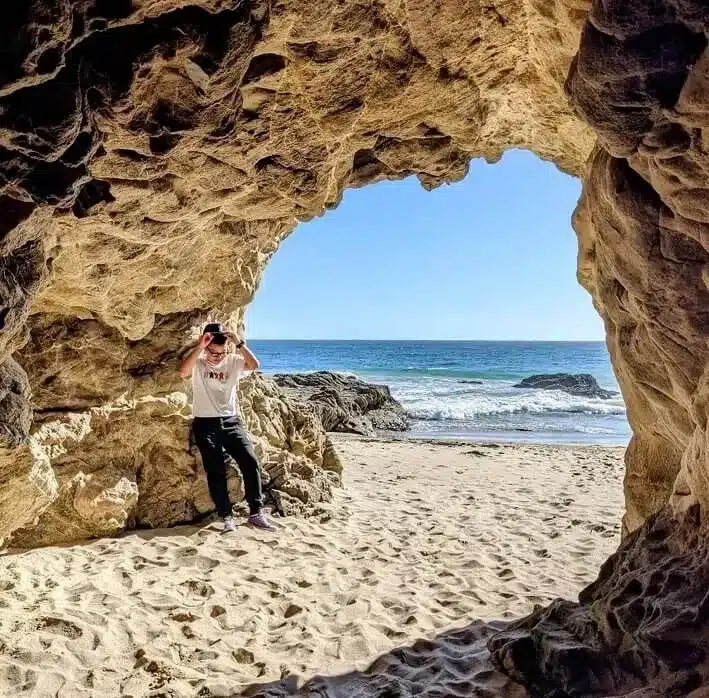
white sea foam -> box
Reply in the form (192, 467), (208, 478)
(383, 379), (627, 420)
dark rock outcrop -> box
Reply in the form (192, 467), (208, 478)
(458, 379), (483, 385)
(514, 373), (619, 399)
(273, 371), (409, 436)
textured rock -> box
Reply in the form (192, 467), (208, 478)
(0, 357), (56, 541)
(568, 1), (709, 534)
(9, 375), (342, 548)
(273, 371), (409, 435)
(514, 373), (618, 399)
(3, 0), (709, 696)
(238, 374), (343, 516)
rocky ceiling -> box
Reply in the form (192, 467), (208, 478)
(3, 0), (709, 695)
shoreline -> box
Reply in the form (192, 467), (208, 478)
(365, 430), (630, 448)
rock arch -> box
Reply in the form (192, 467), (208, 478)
(1, 0), (709, 694)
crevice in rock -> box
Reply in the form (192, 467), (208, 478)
(71, 178), (115, 218)
(0, 196), (36, 243)
(85, 0), (136, 23)
(243, 53), (287, 84)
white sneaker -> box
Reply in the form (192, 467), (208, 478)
(223, 516), (237, 532)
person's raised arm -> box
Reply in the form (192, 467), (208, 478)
(179, 333), (212, 378)
(228, 333), (260, 371)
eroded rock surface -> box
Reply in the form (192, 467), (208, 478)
(569, 1), (709, 534)
(0, 357), (57, 541)
(273, 371), (409, 435)
(2, 0), (709, 696)
(9, 374), (342, 548)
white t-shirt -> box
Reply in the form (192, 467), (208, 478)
(191, 352), (245, 417)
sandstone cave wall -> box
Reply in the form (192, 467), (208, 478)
(7, 373), (343, 548)
(0, 0), (596, 543)
(569, 1), (709, 533)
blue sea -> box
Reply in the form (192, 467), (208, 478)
(249, 340), (631, 446)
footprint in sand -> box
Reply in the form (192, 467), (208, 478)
(462, 558), (483, 569)
(284, 604), (303, 619)
(195, 556), (220, 572)
(132, 555), (169, 570)
(179, 579), (214, 598)
(496, 568), (515, 581)
(169, 611), (198, 623)
(117, 569), (133, 590)
(36, 617), (83, 639)
(232, 647), (255, 664)
(210, 605), (226, 618)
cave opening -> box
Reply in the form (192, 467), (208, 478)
(247, 149), (631, 447)
(2, 0), (709, 695)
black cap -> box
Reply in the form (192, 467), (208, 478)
(203, 322), (228, 345)
(203, 322), (225, 334)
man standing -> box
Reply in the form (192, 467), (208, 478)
(179, 322), (271, 532)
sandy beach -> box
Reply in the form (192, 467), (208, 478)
(0, 436), (625, 697)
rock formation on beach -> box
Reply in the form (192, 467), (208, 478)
(273, 371), (409, 435)
(2, 0), (709, 695)
(514, 373), (618, 399)
(8, 374), (342, 548)
(488, 505), (709, 698)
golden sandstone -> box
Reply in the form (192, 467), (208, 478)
(2, 0), (709, 694)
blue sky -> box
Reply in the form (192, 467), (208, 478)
(246, 149), (604, 341)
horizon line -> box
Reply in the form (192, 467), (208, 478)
(248, 338), (607, 343)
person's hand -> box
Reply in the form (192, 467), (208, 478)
(226, 331), (244, 347)
(198, 332), (213, 349)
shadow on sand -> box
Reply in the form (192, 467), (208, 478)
(235, 618), (529, 698)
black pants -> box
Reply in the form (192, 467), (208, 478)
(192, 416), (264, 517)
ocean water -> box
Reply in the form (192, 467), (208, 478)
(249, 340), (631, 446)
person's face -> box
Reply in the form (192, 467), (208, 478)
(205, 342), (227, 364)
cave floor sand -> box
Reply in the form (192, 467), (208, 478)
(0, 437), (625, 697)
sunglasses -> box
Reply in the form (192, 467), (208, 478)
(206, 347), (227, 358)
